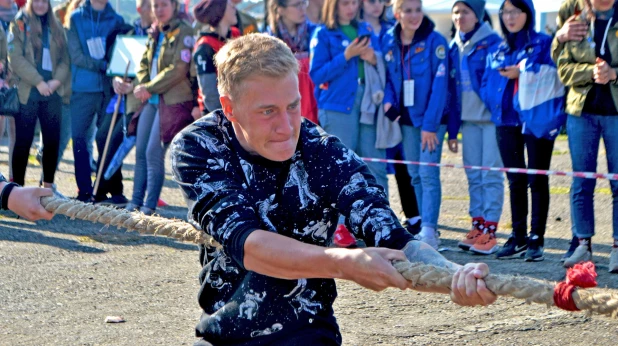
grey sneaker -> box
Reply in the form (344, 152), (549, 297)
(563, 243), (592, 268)
(415, 228), (441, 250)
(610, 247), (618, 274)
(139, 206), (155, 216)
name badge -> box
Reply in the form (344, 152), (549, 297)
(86, 37), (105, 60)
(42, 48), (52, 72)
(403, 79), (414, 107)
(151, 58), (158, 77)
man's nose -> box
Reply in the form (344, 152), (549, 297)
(275, 112), (294, 135)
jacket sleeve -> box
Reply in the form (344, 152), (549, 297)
(421, 34), (448, 133)
(479, 49), (494, 111)
(136, 37), (152, 84)
(67, 16), (106, 72)
(551, 0), (577, 64)
(144, 28), (191, 95)
(0, 26), (7, 67)
(53, 33), (71, 85)
(446, 53), (461, 141)
(309, 28), (349, 86)
(8, 21), (43, 87)
(171, 127), (262, 269)
(556, 43), (594, 87)
(322, 132), (414, 249)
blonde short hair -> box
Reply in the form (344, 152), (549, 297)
(392, 0), (421, 14)
(215, 34), (299, 100)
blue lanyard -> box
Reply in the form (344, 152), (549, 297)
(89, 6), (101, 37)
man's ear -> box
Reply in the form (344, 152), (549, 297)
(220, 95), (236, 122)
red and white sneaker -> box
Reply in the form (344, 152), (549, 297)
(458, 217), (485, 251)
(333, 224), (357, 248)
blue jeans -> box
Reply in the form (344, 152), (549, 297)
(568, 114), (618, 240)
(401, 124), (447, 229)
(317, 85), (388, 195)
(462, 121), (504, 222)
(71, 92), (108, 197)
(132, 104), (169, 210)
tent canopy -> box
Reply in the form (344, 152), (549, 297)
(423, 0), (562, 14)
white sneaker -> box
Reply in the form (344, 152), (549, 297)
(610, 247), (618, 274)
(417, 227), (441, 250)
(563, 243), (592, 268)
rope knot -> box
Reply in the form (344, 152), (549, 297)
(553, 261), (598, 311)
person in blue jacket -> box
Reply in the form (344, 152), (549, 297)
(382, 0), (448, 250)
(310, 0), (387, 247)
(447, 0), (504, 255)
(481, 0), (566, 262)
(67, 0), (124, 203)
(362, 0), (422, 235)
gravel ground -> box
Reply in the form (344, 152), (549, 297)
(1, 136), (617, 345)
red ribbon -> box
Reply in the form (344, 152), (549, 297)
(553, 262), (598, 311)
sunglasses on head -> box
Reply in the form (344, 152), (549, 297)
(365, 0), (388, 4)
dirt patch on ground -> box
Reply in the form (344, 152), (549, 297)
(1, 138), (617, 345)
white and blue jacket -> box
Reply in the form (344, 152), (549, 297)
(481, 31), (566, 139)
(309, 21), (379, 114)
(480, 0), (565, 139)
(381, 18), (448, 131)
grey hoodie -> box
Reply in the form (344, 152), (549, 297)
(454, 23), (495, 123)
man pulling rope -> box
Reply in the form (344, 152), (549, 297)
(169, 33), (496, 346)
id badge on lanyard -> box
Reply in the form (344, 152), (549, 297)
(403, 80), (414, 107)
(402, 46), (414, 107)
(86, 37), (105, 60)
(151, 58), (158, 78)
(42, 48), (52, 72)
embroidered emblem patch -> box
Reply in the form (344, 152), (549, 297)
(435, 45), (446, 59)
(181, 49), (191, 63)
(183, 35), (194, 48)
(436, 63), (446, 77)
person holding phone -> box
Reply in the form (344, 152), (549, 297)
(381, 0), (449, 249)
(480, 0), (565, 260)
(555, 0), (618, 273)
(310, 0), (387, 248)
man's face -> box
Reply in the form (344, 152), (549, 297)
(221, 73), (302, 162)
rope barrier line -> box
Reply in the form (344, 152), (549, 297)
(39, 196), (618, 318)
(362, 158), (618, 181)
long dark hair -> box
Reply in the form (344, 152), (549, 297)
(499, 0), (533, 48)
(25, 0), (67, 59)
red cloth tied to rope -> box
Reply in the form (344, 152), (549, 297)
(553, 261), (598, 311)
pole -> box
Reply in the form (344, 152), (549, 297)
(93, 61), (131, 198)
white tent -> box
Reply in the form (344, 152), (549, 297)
(423, 0), (562, 14)
(423, 0), (563, 38)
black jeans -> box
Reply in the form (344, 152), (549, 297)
(12, 90), (61, 186)
(389, 144), (420, 219)
(496, 126), (555, 239)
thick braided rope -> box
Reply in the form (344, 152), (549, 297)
(39, 196), (618, 318)
(40, 196), (220, 247)
(394, 261), (618, 318)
